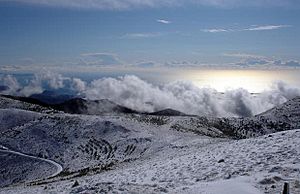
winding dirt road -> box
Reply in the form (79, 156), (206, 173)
(0, 145), (63, 178)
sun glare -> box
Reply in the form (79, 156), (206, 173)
(184, 69), (300, 93)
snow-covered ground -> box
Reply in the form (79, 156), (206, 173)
(0, 146), (63, 178)
(0, 96), (300, 193)
(0, 150), (58, 187)
(1, 129), (299, 194)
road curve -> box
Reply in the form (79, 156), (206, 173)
(0, 145), (63, 178)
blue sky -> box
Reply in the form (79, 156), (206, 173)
(0, 0), (300, 72)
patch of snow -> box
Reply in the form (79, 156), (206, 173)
(182, 176), (262, 194)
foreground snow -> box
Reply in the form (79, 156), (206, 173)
(1, 129), (299, 194)
(184, 176), (262, 194)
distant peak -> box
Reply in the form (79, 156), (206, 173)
(149, 108), (187, 116)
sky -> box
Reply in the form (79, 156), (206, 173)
(1, 0), (300, 95)
(1, 0), (300, 114)
(0, 0), (300, 71)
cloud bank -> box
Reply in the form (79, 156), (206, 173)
(0, 71), (72, 96)
(223, 53), (300, 68)
(1, 73), (299, 118)
(83, 75), (300, 117)
(1, 52), (299, 74)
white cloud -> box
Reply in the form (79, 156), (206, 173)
(1, 75), (20, 93)
(40, 71), (68, 89)
(72, 78), (86, 92)
(0, 71), (69, 96)
(157, 19), (171, 24)
(244, 25), (291, 31)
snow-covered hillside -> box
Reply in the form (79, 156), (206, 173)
(257, 96), (300, 123)
(1, 128), (299, 194)
(0, 96), (300, 193)
(224, 97), (300, 139)
(0, 148), (59, 187)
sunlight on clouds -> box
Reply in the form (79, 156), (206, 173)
(184, 69), (300, 93)
(2, 72), (300, 117)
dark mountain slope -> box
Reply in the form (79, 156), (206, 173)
(30, 90), (74, 104)
(0, 95), (138, 115)
(149, 108), (189, 116)
(53, 98), (138, 115)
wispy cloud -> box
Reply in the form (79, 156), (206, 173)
(157, 19), (171, 24)
(274, 60), (300, 67)
(223, 53), (300, 68)
(80, 52), (117, 58)
(223, 53), (266, 59)
(80, 52), (122, 66)
(202, 28), (229, 33)
(122, 32), (163, 39)
(0, 65), (22, 72)
(202, 24), (291, 33)
(6, 0), (298, 10)
(244, 25), (291, 31)
(1, 55), (300, 75)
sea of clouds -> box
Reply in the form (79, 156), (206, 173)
(1, 72), (299, 117)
